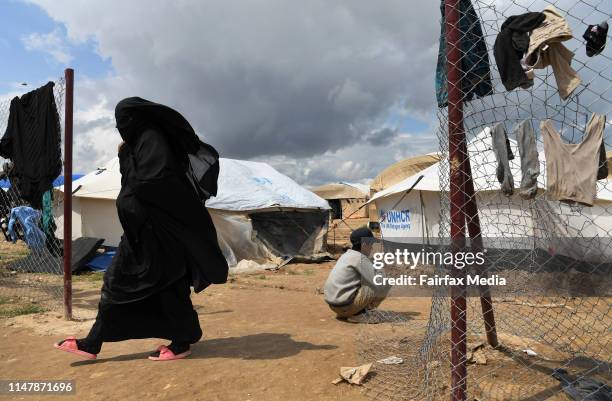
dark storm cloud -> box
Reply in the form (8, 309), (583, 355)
(365, 127), (399, 146)
(29, 0), (441, 163)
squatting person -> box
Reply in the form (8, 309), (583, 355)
(324, 227), (390, 322)
(54, 97), (228, 361)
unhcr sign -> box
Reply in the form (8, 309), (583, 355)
(379, 209), (411, 231)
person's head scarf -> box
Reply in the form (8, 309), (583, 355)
(114, 97), (200, 155)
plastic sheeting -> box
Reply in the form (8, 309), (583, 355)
(209, 209), (329, 267)
(250, 210), (328, 257)
(206, 159), (330, 211)
(62, 158), (331, 212)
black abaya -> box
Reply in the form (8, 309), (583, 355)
(79, 98), (227, 350)
(109, 98), (228, 299)
(85, 277), (202, 350)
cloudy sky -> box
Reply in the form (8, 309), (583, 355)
(0, 0), (445, 187)
(6, 0), (608, 189)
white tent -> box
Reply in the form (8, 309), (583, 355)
(370, 128), (612, 262)
(56, 158), (330, 267)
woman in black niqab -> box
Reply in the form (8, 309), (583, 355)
(54, 98), (228, 361)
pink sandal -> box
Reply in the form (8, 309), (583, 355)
(53, 336), (97, 359)
(148, 345), (191, 361)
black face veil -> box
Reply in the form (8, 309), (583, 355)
(115, 97), (200, 154)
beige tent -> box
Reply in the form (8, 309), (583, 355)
(311, 182), (369, 219)
(608, 151), (612, 178)
(369, 154), (441, 225)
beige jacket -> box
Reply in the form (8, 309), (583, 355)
(525, 6), (581, 99)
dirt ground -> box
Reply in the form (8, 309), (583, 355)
(1, 230), (610, 401)
(0, 261), (431, 401)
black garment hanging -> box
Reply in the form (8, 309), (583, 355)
(597, 141), (608, 180)
(435, 0), (493, 107)
(0, 82), (62, 209)
(583, 21), (608, 57)
(102, 98), (228, 304)
(494, 12), (546, 91)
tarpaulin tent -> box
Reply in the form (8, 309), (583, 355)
(370, 128), (612, 263)
(55, 158), (330, 267)
(368, 154), (441, 226)
(311, 182), (369, 219)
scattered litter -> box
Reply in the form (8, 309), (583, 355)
(467, 342), (487, 365)
(377, 356), (404, 365)
(332, 363), (372, 385)
(499, 299), (575, 311)
(468, 350), (487, 365)
(522, 349), (537, 357)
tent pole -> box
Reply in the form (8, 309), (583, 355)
(445, 0), (467, 400)
(63, 68), (74, 321)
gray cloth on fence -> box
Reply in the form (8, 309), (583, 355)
(491, 123), (515, 195)
(324, 249), (389, 307)
(516, 120), (540, 199)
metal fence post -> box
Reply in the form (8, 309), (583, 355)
(445, 0), (467, 400)
(63, 68), (74, 320)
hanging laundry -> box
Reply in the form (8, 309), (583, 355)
(8, 206), (45, 251)
(515, 120), (540, 200)
(0, 189), (11, 218)
(597, 141), (608, 180)
(42, 189), (62, 256)
(524, 6), (582, 99)
(490, 123), (515, 196)
(435, 0), (493, 107)
(583, 21), (608, 57)
(494, 12), (546, 91)
(541, 114), (606, 206)
(0, 82), (62, 210)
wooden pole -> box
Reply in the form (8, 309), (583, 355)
(460, 137), (499, 348)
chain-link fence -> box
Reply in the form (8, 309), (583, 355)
(0, 78), (67, 313)
(358, 1), (611, 400)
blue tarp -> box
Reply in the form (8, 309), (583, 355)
(0, 174), (84, 189)
(85, 250), (115, 272)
